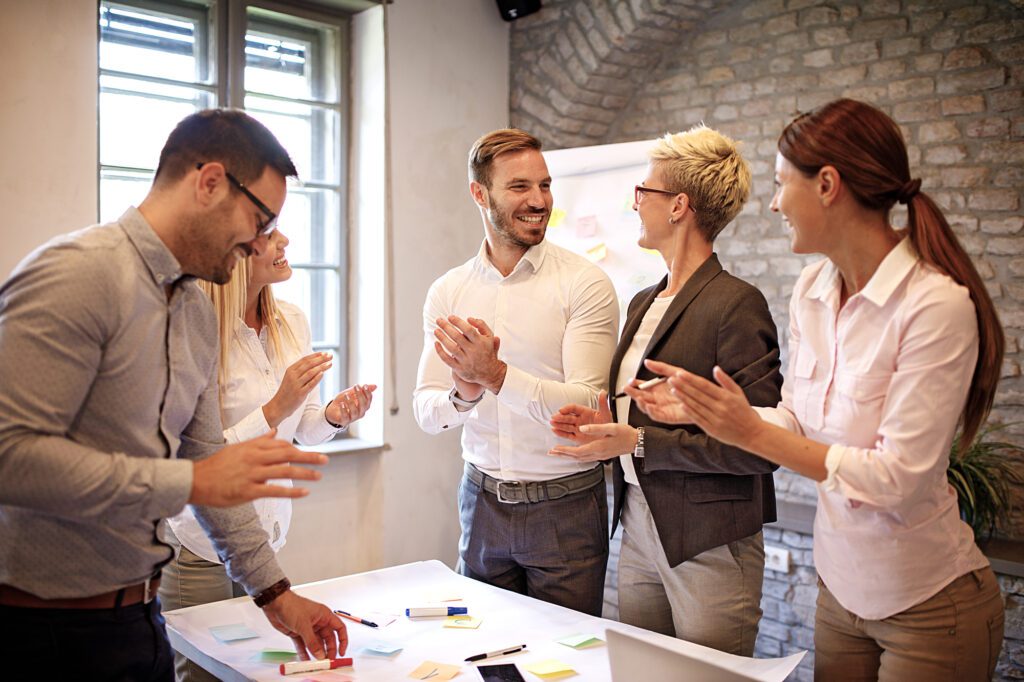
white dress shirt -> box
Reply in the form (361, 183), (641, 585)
(413, 239), (618, 482)
(754, 238), (988, 620)
(167, 301), (340, 563)
(615, 293), (675, 485)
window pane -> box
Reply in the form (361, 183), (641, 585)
(100, 170), (153, 223)
(99, 4), (206, 83)
(277, 188), (340, 267)
(244, 96), (340, 184)
(273, 269), (340, 347)
(100, 90), (214, 169)
(245, 11), (338, 103)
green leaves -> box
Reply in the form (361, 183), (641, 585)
(947, 423), (1024, 539)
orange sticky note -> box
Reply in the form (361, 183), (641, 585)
(409, 661), (461, 680)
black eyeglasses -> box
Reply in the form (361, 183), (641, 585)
(634, 184), (697, 214)
(196, 162), (278, 236)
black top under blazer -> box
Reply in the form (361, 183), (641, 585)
(609, 253), (783, 568)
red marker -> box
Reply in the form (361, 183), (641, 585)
(279, 658), (353, 675)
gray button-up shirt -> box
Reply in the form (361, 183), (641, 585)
(0, 208), (284, 599)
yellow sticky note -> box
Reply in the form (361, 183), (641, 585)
(523, 659), (577, 678)
(548, 207), (567, 228)
(444, 615), (482, 629)
(408, 661), (461, 680)
(585, 243), (607, 262)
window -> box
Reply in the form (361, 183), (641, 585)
(99, 0), (348, 406)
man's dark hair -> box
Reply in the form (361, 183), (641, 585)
(153, 109), (297, 186)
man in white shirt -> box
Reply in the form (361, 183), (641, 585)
(413, 129), (618, 615)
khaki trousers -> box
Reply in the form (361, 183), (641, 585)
(815, 567), (1004, 681)
(617, 484), (765, 655)
(158, 541), (245, 682)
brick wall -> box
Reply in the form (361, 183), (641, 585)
(510, 0), (1024, 679)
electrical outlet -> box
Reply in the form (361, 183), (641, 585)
(765, 545), (790, 573)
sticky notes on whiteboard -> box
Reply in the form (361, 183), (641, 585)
(585, 243), (608, 262)
(575, 215), (598, 238)
(548, 207), (567, 228)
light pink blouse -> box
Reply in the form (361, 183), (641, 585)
(756, 238), (989, 620)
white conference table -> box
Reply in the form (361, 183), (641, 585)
(165, 560), (801, 681)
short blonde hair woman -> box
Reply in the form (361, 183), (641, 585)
(161, 229), (375, 682)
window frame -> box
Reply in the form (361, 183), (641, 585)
(98, 0), (352, 430)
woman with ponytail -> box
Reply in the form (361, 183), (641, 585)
(631, 99), (1005, 680)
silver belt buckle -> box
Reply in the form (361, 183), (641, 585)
(495, 480), (524, 504)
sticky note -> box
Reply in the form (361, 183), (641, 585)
(575, 215), (598, 238)
(254, 648), (297, 662)
(362, 641), (403, 656)
(556, 633), (603, 649)
(523, 659), (577, 678)
(422, 590), (462, 603)
(548, 207), (567, 228)
(444, 615), (482, 629)
(409, 661), (461, 679)
(209, 623), (259, 642)
(585, 243), (607, 262)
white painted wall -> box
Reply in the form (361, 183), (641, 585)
(0, 0), (98, 279)
(0, 0), (509, 584)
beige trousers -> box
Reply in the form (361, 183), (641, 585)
(617, 484), (765, 655)
(815, 567), (1004, 681)
(158, 541), (245, 682)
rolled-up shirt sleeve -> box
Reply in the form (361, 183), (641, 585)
(495, 269), (618, 422)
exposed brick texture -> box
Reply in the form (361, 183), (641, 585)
(513, 1), (1024, 679)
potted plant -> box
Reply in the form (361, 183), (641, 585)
(947, 423), (1024, 539)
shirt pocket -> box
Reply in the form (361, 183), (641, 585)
(832, 370), (891, 437)
(791, 345), (819, 427)
(685, 474), (754, 503)
(833, 371), (890, 402)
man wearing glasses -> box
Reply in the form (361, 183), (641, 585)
(0, 110), (346, 679)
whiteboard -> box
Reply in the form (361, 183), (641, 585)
(543, 138), (664, 321)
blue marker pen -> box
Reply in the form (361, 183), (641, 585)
(406, 606), (468, 617)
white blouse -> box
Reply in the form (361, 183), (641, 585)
(167, 300), (341, 563)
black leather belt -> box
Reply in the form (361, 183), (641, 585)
(467, 463), (604, 504)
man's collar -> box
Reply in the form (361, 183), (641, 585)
(119, 207), (185, 287)
(476, 239), (548, 276)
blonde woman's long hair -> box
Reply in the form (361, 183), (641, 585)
(197, 256), (300, 392)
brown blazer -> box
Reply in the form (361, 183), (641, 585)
(610, 254), (782, 567)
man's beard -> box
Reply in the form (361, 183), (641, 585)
(179, 205), (249, 284)
(487, 204), (546, 250)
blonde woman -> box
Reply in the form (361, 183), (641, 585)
(161, 229), (375, 682)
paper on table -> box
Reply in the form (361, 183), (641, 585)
(523, 659), (577, 679)
(209, 623), (259, 642)
(362, 641), (403, 657)
(298, 674), (353, 682)
(422, 590), (463, 603)
(556, 634), (603, 649)
(408, 661), (461, 680)
(444, 615), (482, 629)
(253, 648), (297, 662)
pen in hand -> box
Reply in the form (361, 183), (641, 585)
(333, 609), (379, 628)
(612, 376), (668, 400)
(465, 644), (527, 662)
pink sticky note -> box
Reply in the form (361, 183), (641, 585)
(575, 215), (598, 238)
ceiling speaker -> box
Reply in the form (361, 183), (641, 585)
(496, 0), (541, 22)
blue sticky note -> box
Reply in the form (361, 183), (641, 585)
(362, 641), (403, 656)
(210, 623), (259, 642)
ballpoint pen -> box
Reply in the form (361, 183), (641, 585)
(465, 644), (527, 662)
(333, 609), (379, 628)
(612, 375), (668, 399)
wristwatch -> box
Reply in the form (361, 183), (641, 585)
(449, 386), (483, 411)
(253, 577), (291, 608)
(633, 427), (645, 460)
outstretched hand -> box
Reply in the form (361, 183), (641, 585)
(548, 390), (636, 463)
(262, 590), (348, 661)
(627, 360), (695, 425)
(658, 361), (762, 449)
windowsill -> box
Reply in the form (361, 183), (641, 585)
(301, 437), (388, 456)
(769, 499), (1024, 579)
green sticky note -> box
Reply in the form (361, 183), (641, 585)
(254, 648), (297, 663)
(209, 623), (259, 642)
(556, 633), (604, 649)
